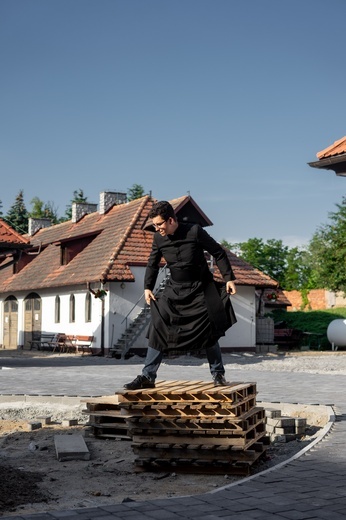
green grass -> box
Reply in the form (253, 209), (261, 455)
(271, 307), (346, 350)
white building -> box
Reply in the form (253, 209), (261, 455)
(0, 193), (279, 354)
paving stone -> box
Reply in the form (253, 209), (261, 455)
(62, 419), (79, 427)
(276, 510), (318, 519)
(37, 415), (52, 425)
(54, 434), (90, 461)
(27, 420), (42, 430)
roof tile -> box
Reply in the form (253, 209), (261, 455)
(316, 136), (346, 159)
(0, 218), (29, 247)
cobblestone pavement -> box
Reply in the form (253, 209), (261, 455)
(1, 351), (346, 519)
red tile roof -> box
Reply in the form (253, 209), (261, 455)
(0, 195), (277, 292)
(316, 136), (346, 159)
(0, 218), (29, 251)
(213, 251), (278, 288)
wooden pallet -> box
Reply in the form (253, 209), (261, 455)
(127, 406), (265, 434)
(117, 380), (257, 404)
(133, 438), (270, 475)
(81, 395), (131, 439)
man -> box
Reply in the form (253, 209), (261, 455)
(124, 200), (237, 390)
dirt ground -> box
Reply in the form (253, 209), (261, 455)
(0, 402), (328, 517)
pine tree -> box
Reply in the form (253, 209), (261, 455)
(127, 184), (145, 201)
(5, 190), (29, 234)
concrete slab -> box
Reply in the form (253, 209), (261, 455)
(54, 434), (90, 462)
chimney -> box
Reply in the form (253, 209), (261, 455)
(72, 202), (97, 223)
(28, 218), (52, 236)
(99, 191), (127, 215)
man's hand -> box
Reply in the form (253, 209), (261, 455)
(145, 289), (156, 305)
(226, 281), (236, 295)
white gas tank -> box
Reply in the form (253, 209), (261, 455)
(327, 319), (346, 350)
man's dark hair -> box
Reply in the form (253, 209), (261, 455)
(149, 201), (176, 221)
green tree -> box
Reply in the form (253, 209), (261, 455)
(284, 247), (314, 291)
(221, 237), (316, 291)
(127, 183), (145, 201)
(29, 197), (59, 223)
(220, 239), (238, 253)
(234, 238), (288, 286)
(62, 189), (88, 221)
(5, 190), (29, 234)
(308, 197), (346, 293)
(0, 200), (3, 216)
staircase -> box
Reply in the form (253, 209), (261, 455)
(110, 270), (170, 359)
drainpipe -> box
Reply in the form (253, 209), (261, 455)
(100, 297), (105, 357)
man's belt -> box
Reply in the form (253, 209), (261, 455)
(169, 268), (201, 283)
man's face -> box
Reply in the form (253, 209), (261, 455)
(152, 216), (177, 236)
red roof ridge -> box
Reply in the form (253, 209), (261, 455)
(316, 135), (346, 159)
(100, 195), (151, 282)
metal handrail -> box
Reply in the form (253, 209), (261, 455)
(118, 265), (168, 355)
(120, 264), (168, 325)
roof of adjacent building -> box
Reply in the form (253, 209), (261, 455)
(0, 218), (29, 251)
(0, 194), (278, 292)
(308, 135), (346, 175)
(317, 136), (346, 159)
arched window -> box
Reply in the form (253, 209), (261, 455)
(69, 294), (75, 323)
(4, 295), (18, 313)
(55, 296), (61, 323)
(85, 293), (92, 322)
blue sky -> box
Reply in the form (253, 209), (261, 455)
(1, 0), (346, 248)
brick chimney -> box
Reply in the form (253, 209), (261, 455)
(99, 191), (127, 215)
(72, 202), (97, 223)
(28, 218), (52, 236)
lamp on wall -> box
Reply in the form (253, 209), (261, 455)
(120, 282), (125, 290)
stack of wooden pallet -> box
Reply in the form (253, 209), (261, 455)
(83, 380), (269, 475)
(120, 380), (267, 474)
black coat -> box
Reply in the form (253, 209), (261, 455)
(145, 223), (237, 353)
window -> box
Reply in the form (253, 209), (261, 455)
(59, 234), (99, 266)
(69, 294), (75, 323)
(4, 297), (18, 313)
(55, 296), (60, 323)
(85, 293), (92, 322)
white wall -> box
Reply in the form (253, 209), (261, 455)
(106, 266), (168, 350)
(1, 287), (102, 349)
(39, 289), (96, 338)
(219, 286), (256, 349)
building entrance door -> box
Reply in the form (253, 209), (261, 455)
(24, 293), (42, 348)
(3, 296), (18, 349)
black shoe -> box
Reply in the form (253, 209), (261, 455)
(124, 375), (155, 390)
(213, 373), (227, 387)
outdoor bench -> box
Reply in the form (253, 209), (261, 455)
(73, 335), (94, 354)
(52, 334), (94, 354)
(273, 328), (303, 348)
(28, 333), (57, 351)
(29, 333), (94, 354)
